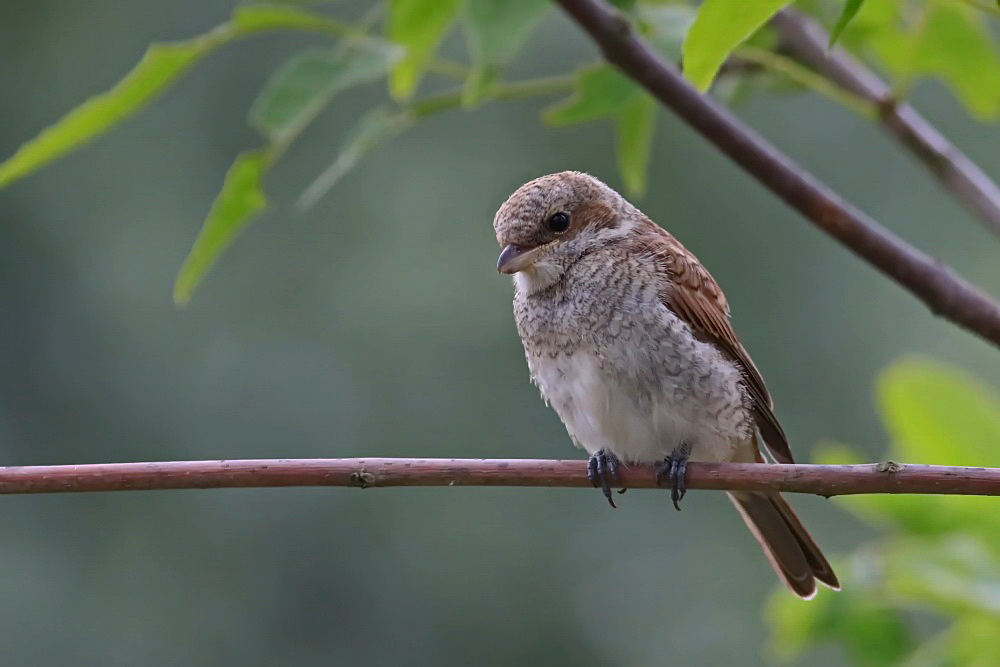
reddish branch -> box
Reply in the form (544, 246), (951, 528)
(0, 459), (998, 497)
(772, 10), (1000, 238)
(553, 0), (1000, 348)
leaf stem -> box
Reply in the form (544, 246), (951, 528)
(409, 74), (576, 117)
(735, 46), (876, 119)
(234, 5), (470, 80)
(495, 74), (578, 100)
(426, 59), (472, 80)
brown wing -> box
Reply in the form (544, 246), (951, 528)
(632, 223), (793, 464)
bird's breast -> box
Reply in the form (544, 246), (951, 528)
(513, 262), (751, 463)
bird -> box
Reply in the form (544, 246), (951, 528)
(493, 171), (839, 598)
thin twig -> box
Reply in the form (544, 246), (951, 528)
(0, 459), (997, 497)
(771, 9), (1000, 238)
(553, 0), (1000, 348)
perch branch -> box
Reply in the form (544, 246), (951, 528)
(772, 9), (1000, 238)
(0, 459), (998, 497)
(553, 0), (1000, 348)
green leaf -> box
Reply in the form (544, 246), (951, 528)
(230, 5), (347, 34)
(871, 2), (1000, 119)
(829, 0), (866, 47)
(0, 4), (355, 189)
(174, 150), (270, 305)
(885, 537), (1000, 617)
(297, 107), (414, 210)
(941, 615), (1000, 667)
(462, 0), (549, 105)
(682, 0), (794, 92)
(639, 4), (697, 62)
(766, 583), (833, 661)
(766, 578), (914, 666)
(464, 0), (548, 65)
(543, 65), (642, 125)
(820, 0), (896, 49)
(773, 357), (1000, 664)
(250, 46), (400, 144)
(878, 358), (1000, 467)
(614, 94), (656, 197)
(817, 362), (1000, 550)
(831, 598), (915, 667)
(387, 0), (461, 99)
(906, 3), (1000, 119)
(0, 27), (229, 189)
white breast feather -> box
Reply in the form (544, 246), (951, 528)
(526, 306), (749, 465)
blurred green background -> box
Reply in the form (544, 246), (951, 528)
(1, 1), (998, 665)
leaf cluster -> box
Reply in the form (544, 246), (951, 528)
(0, 0), (997, 302)
(767, 359), (1000, 666)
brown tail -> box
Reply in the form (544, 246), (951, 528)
(728, 491), (840, 598)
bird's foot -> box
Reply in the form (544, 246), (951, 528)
(587, 449), (624, 509)
(655, 446), (691, 511)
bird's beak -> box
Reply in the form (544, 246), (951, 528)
(497, 244), (543, 274)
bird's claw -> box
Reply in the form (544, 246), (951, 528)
(655, 449), (689, 511)
(587, 449), (624, 508)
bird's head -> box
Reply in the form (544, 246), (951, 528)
(493, 171), (635, 293)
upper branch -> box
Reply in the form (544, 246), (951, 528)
(0, 459), (998, 497)
(553, 0), (1000, 348)
(772, 10), (1000, 238)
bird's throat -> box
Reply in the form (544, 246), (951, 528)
(514, 260), (564, 295)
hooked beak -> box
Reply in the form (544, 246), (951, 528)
(497, 244), (544, 274)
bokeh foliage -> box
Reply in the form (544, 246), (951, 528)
(1, 1), (998, 664)
(1, 0), (997, 303)
(768, 359), (1000, 665)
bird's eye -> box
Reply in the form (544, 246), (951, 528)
(546, 212), (570, 233)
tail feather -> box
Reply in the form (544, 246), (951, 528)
(767, 493), (840, 590)
(728, 491), (839, 598)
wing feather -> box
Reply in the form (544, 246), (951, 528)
(631, 222), (794, 464)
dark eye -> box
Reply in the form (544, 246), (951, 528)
(546, 211), (570, 233)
